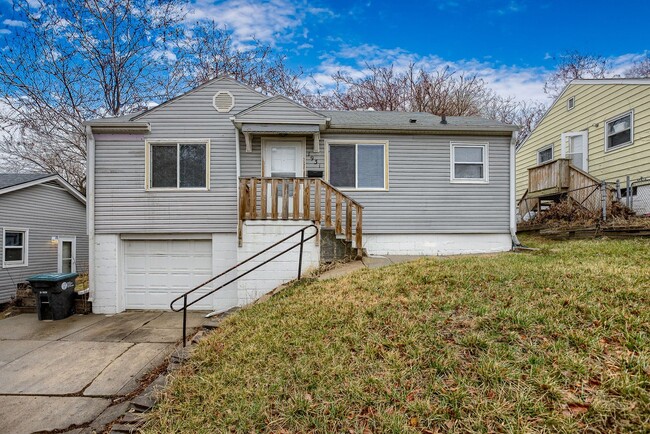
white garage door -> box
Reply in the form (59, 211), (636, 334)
(124, 240), (214, 310)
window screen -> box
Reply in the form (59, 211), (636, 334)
(538, 146), (553, 164)
(3, 230), (25, 264)
(358, 145), (385, 188)
(179, 144), (206, 188)
(329, 145), (356, 188)
(151, 145), (177, 188)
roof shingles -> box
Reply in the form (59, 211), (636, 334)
(0, 173), (51, 190)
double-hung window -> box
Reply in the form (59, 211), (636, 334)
(147, 140), (209, 189)
(605, 111), (633, 151)
(450, 143), (488, 183)
(328, 142), (387, 190)
(2, 228), (28, 268)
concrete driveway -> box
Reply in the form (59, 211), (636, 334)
(0, 311), (207, 434)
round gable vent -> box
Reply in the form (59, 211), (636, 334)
(213, 91), (235, 113)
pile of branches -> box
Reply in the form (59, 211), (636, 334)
(521, 198), (641, 229)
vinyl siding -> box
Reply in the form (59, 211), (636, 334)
(236, 97), (326, 124)
(0, 183), (88, 303)
(516, 83), (650, 199)
(243, 133), (511, 234)
(93, 78), (266, 234)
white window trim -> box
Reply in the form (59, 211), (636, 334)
(2, 227), (29, 268)
(567, 96), (575, 111)
(57, 236), (77, 274)
(145, 139), (211, 191)
(260, 137), (307, 177)
(604, 110), (634, 153)
(325, 140), (389, 191)
(537, 144), (554, 165)
(450, 142), (489, 184)
(561, 131), (589, 171)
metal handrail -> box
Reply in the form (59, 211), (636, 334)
(170, 224), (319, 346)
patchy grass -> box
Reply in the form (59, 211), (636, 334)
(144, 236), (650, 433)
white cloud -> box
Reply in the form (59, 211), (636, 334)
(186, 0), (332, 47)
(310, 44), (551, 102)
(0, 29), (11, 35)
(309, 44), (649, 103)
(2, 19), (27, 27)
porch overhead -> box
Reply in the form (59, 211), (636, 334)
(231, 95), (329, 152)
(240, 123), (321, 152)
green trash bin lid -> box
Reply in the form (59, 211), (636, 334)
(27, 273), (78, 282)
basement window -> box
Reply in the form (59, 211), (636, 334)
(3, 228), (28, 268)
(147, 140), (210, 189)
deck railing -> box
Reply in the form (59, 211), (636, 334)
(527, 158), (571, 198)
(239, 177), (364, 257)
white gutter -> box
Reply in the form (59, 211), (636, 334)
(85, 125), (96, 303)
(509, 132), (521, 247)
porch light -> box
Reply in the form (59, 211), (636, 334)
(51, 236), (59, 244)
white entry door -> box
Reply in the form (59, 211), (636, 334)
(58, 237), (76, 273)
(262, 138), (305, 213)
(562, 131), (588, 171)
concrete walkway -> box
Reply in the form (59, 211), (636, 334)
(318, 255), (422, 280)
(0, 311), (207, 434)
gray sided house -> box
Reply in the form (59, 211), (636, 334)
(86, 77), (518, 314)
(0, 174), (88, 303)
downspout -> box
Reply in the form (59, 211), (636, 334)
(85, 125), (96, 303)
(510, 131), (522, 248)
(234, 123), (241, 198)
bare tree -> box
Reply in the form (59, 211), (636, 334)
(544, 51), (609, 97)
(481, 96), (547, 146)
(625, 55), (650, 78)
(0, 0), (187, 192)
(179, 21), (311, 104)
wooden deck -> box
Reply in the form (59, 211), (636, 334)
(239, 177), (364, 257)
(519, 159), (612, 217)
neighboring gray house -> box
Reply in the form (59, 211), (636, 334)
(85, 77), (518, 314)
(0, 174), (88, 304)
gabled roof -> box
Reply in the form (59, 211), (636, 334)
(0, 173), (86, 204)
(130, 76), (267, 122)
(232, 95), (328, 126)
(516, 78), (650, 152)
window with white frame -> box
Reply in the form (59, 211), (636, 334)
(605, 111), (633, 150)
(3, 228), (28, 267)
(567, 96), (575, 110)
(328, 142), (387, 189)
(451, 143), (488, 182)
(148, 141), (209, 189)
(537, 145), (554, 164)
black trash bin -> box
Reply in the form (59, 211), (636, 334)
(27, 273), (78, 320)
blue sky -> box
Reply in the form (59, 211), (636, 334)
(1, 0), (649, 102)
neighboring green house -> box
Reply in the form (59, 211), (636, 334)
(516, 79), (650, 214)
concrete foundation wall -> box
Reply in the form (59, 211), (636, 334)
(237, 221), (319, 305)
(364, 233), (512, 256)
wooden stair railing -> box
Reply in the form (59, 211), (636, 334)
(239, 177), (364, 258)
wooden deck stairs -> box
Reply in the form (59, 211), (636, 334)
(238, 177), (364, 260)
(518, 158), (613, 218)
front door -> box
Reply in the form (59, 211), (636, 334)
(262, 138), (305, 213)
(58, 237), (76, 273)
